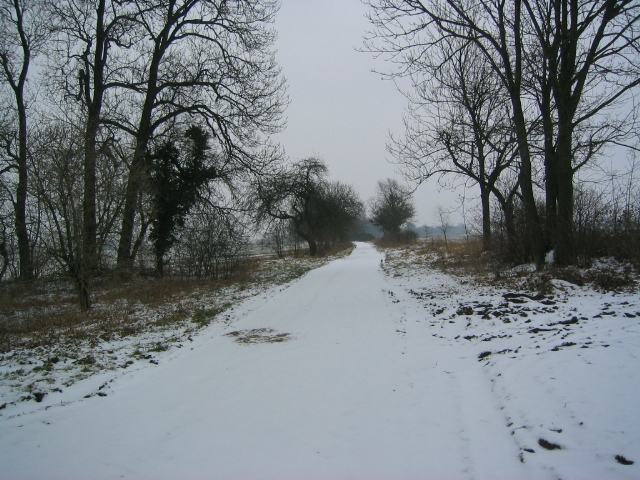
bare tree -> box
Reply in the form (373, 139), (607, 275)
(114, 0), (287, 270)
(435, 204), (452, 250)
(28, 119), (126, 307)
(364, 0), (640, 265)
(174, 209), (248, 279)
(47, 0), (140, 307)
(0, 0), (52, 280)
(254, 158), (363, 256)
(263, 219), (290, 258)
(30, 122), (86, 300)
(390, 38), (518, 251)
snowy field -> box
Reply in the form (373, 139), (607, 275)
(1, 242), (639, 479)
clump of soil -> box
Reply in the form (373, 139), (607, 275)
(615, 455), (634, 465)
(538, 438), (562, 450)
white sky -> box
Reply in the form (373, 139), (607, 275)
(272, 0), (462, 226)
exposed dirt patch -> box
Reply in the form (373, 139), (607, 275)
(224, 328), (293, 345)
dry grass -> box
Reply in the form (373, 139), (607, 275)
(422, 237), (483, 256)
(94, 276), (231, 307)
(373, 232), (419, 248)
(411, 238), (490, 276)
(380, 237), (638, 294)
(0, 267), (246, 354)
(0, 245), (354, 354)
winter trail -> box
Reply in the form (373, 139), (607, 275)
(0, 242), (526, 479)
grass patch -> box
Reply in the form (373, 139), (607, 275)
(0, 264), (258, 353)
(0, 243), (354, 407)
(192, 306), (228, 327)
(379, 238), (491, 279)
(373, 232), (419, 248)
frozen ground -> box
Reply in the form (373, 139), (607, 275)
(1, 242), (639, 479)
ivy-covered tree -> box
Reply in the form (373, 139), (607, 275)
(149, 126), (218, 276)
(115, 0), (287, 270)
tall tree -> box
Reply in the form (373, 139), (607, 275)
(49, 0), (139, 308)
(115, 0), (287, 269)
(524, 0), (640, 264)
(0, 0), (50, 280)
(390, 38), (518, 251)
(364, 0), (640, 265)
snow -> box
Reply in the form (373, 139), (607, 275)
(1, 242), (639, 479)
(545, 249), (556, 265)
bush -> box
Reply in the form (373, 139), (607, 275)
(173, 213), (248, 279)
(374, 230), (418, 247)
(586, 264), (636, 292)
(490, 198), (537, 265)
(488, 183), (640, 269)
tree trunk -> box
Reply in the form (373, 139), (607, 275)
(15, 82), (32, 281)
(116, 148), (147, 270)
(511, 101), (545, 265)
(555, 128), (575, 265)
(503, 199), (519, 261)
(2, 0), (34, 281)
(552, 0), (578, 265)
(509, 0), (545, 266)
(155, 252), (164, 278)
(82, 114), (99, 274)
(541, 74), (557, 253)
(295, 228), (318, 256)
(0, 236), (8, 281)
(116, 47), (160, 270)
(15, 127), (32, 280)
(480, 184), (492, 251)
(81, 0), (106, 275)
(307, 238), (318, 256)
(70, 261), (91, 311)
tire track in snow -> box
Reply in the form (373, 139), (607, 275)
(0, 242), (527, 480)
(383, 272), (528, 480)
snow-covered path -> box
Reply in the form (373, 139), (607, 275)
(2, 243), (527, 479)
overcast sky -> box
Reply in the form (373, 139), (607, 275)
(272, 0), (461, 226)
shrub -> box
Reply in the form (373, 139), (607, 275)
(374, 230), (418, 248)
(586, 264), (636, 292)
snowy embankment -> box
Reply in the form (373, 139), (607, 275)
(383, 246), (640, 479)
(1, 242), (639, 479)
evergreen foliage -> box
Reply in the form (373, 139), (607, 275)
(149, 126), (218, 276)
